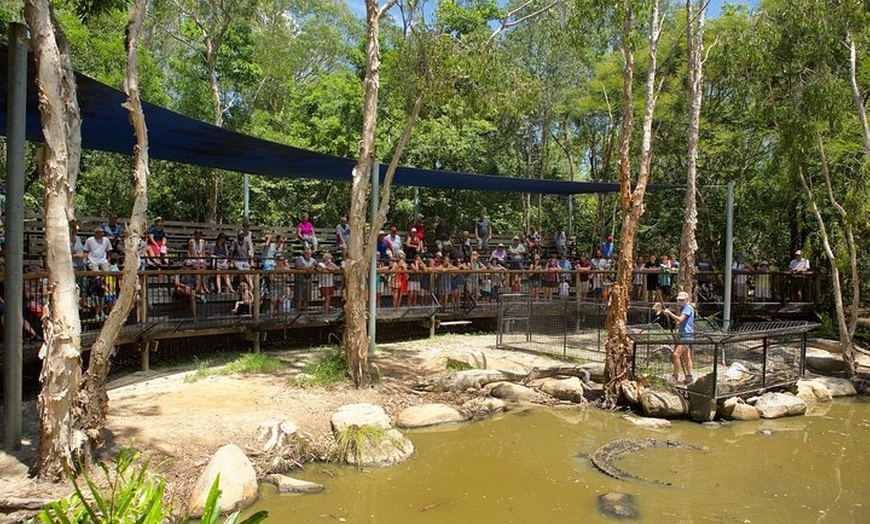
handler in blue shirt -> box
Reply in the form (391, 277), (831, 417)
(663, 290), (695, 384)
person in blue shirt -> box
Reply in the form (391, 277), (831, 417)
(663, 290), (695, 384)
(600, 235), (614, 259)
(376, 230), (391, 261)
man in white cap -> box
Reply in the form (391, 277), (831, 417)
(789, 250), (810, 301)
(789, 250), (810, 273)
(662, 290), (695, 384)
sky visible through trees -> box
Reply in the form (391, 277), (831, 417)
(342, 0), (757, 20)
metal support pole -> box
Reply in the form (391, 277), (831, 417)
(252, 272), (261, 352)
(722, 181), (734, 331)
(368, 160), (380, 358)
(243, 174), (250, 226)
(567, 195), (574, 239)
(4, 24), (28, 451)
(413, 187), (419, 221)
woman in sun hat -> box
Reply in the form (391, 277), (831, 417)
(662, 290), (695, 384)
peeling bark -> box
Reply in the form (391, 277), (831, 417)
(604, 0), (662, 402)
(26, 0), (85, 480)
(677, 0), (705, 297)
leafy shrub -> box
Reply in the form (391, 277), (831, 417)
(26, 448), (268, 524)
(815, 312), (839, 339)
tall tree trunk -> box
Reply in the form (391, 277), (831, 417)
(26, 0), (85, 480)
(677, 0), (705, 297)
(848, 34), (870, 157)
(344, 0), (381, 386)
(77, 0), (151, 458)
(205, 41), (222, 223)
(344, 0), (419, 387)
(604, 0), (661, 401)
(797, 165), (855, 375)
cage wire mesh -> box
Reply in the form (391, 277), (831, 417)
(496, 294), (656, 361)
(497, 294), (815, 399)
(628, 320), (814, 398)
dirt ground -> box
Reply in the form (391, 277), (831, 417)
(0, 334), (566, 523)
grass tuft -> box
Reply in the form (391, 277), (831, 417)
(185, 353), (287, 382)
(292, 345), (348, 387)
(334, 424), (388, 466)
(445, 357), (474, 371)
(222, 352), (288, 375)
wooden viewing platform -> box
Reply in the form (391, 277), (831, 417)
(2, 267), (818, 373)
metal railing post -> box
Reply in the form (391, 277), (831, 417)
(3, 23), (28, 451)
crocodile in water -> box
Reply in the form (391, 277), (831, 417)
(590, 438), (708, 486)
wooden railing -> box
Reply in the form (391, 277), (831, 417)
(16, 267), (816, 339)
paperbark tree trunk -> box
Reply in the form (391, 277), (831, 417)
(797, 164), (855, 375)
(677, 0), (705, 297)
(344, 0), (421, 387)
(604, 0), (662, 402)
(77, 0), (151, 457)
(26, 0), (85, 480)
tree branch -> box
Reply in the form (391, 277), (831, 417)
(486, 0), (563, 47)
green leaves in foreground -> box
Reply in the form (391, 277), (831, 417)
(27, 448), (165, 524)
(190, 474), (268, 524)
(27, 448), (269, 523)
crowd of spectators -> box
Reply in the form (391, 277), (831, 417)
(3, 210), (818, 330)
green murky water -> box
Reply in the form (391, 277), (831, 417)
(242, 398), (870, 523)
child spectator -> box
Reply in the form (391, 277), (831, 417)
(212, 232), (234, 294)
(269, 253), (290, 315)
(317, 252), (341, 313)
(558, 276), (570, 300)
(231, 281), (254, 315)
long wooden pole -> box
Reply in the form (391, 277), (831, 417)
(3, 23), (28, 451)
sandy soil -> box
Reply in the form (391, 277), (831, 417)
(0, 334), (564, 522)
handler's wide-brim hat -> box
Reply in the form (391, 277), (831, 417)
(677, 291), (690, 301)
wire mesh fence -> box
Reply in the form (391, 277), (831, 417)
(628, 320), (815, 398)
(496, 293), (815, 398)
(496, 294), (657, 361)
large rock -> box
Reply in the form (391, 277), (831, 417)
(807, 377), (857, 398)
(795, 380), (833, 403)
(622, 413), (671, 430)
(490, 382), (539, 402)
(805, 348), (846, 374)
(188, 444), (258, 517)
(396, 403), (470, 428)
(538, 377), (586, 403)
(754, 392), (807, 419)
(718, 397), (760, 421)
(730, 403), (760, 421)
(330, 403), (414, 467)
(331, 403), (392, 432)
(461, 397), (506, 419)
(597, 492), (640, 520)
(688, 392), (717, 422)
(262, 474), (324, 493)
(639, 390), (689, 419)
